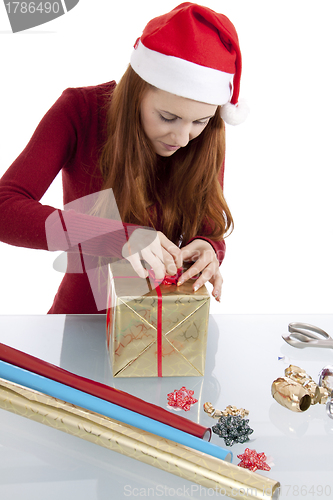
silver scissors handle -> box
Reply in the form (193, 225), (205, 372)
(282, 322), (333, 349)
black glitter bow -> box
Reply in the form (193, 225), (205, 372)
(212, 415), (254, 446)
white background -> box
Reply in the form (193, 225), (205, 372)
(0, 0), (332, 315)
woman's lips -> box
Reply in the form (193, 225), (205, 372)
(160, 142), (180, 152)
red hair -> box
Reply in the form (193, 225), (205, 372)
(98, 65), (233, 245)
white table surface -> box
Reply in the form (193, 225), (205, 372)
(0, 314), (332, 500)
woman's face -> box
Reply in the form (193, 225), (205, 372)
(140, 88), (218, 157)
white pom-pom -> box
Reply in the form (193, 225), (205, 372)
(220, 98), (249, 125)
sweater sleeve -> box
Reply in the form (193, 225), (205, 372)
(0, 87), (140, 259)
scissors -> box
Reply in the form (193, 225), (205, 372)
(282, 322), (333, 349)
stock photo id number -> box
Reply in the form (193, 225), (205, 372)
(3, 0), (79, 32)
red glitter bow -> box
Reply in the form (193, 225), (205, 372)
(167, 386), (198, 411)
(237, 448), (271, 472)
(150, 268), (183, 286)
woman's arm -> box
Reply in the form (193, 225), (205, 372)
(0, 84), (139, 260)
(0, 89), (76, 250)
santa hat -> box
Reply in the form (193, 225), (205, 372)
(130, 2), (248, 125)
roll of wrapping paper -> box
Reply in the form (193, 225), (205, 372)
(0, 360), (231, 461)
(0, 342), (210, 440)
(0, 378), (280, 500)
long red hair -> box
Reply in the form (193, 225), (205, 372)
(98, 65), (233, 245)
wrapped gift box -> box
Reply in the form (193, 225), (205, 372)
(106, 262), (210, 377)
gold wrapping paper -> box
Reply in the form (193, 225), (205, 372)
(0, 378), (280, 500)
(107, 263), (210, 377)
(271, 377), (311, 412)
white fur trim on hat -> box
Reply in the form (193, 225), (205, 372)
(130, 39), (232, 106)
(220, 99), (250, 125)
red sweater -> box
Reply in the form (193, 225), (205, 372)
(0, 82), (226, 314)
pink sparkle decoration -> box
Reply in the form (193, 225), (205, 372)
(237, 448), (271, 472)
(167, 386), (198, 411)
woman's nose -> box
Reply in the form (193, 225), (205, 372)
(172, 123), (192, 147)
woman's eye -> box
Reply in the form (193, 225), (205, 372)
(159, 115), (209, 125)
(159, 114), (176, 122)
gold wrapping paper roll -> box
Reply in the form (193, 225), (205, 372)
(0, 378), (280, 500)
(271, 377), (311, 412)
(0, 377), (225, 466)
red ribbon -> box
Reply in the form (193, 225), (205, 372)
(148, 269), (183, 377)
(155, 284), (163, 377)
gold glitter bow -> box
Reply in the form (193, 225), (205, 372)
(203, 402), (249, 419)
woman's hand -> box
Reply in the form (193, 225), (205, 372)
(178, 239), (222, 301)
(122, 228), (182, 280)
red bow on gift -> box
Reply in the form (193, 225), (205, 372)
(148, 268), (183, 286)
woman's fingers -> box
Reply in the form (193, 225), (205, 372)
(179, 242), (217, 283)
(122, 228), (182, 279)
(210, 271), (223, 302)
(141, 231), (182, 276)
(141, 246), (165, 279)
(124, 251), (148, 279)
(157, 232), (183, 272)
(178, 239), (222, 301)
(122, 228), (157, 260)
(179, 259), (215, 288)
(180, 260), (223, 301)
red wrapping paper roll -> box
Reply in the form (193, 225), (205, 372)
(0, 343), (211, 441)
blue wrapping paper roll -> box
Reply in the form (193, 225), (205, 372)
(0, 360), (232, 462)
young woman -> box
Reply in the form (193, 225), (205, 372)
(0, 3), (247, 314)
